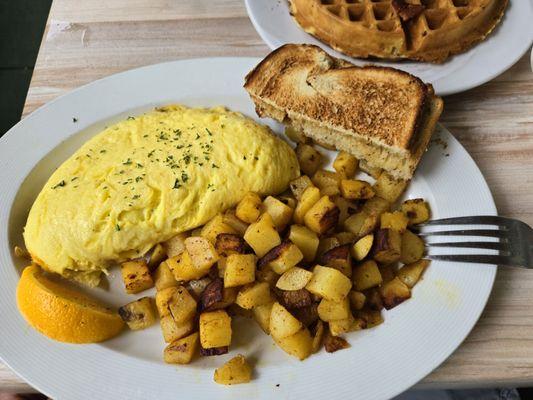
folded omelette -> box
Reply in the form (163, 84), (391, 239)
(24, 105), (299, 285)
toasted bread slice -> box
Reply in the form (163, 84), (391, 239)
(244, 44), (443, 180)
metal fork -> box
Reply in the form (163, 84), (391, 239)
(410, 216), (533, 267)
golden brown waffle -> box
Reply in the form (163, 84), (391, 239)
(289, 0), (508, 63)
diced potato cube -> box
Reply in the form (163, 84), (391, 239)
(379, 264), (396, 283)
(312, 170), (341, 195)
(401, 199), (431, 225)
(147, 243), (167, 271)
(335, 231), (357, 245)
(253, 301), (274, 334)
(185, 236), (219, 271)
(260, 241), (304, 275)
(400, 230), (425, 264)
(154, 261), (177, 291)
(214, 354), (252, 385)
(118, 297), (158, 330)
(304, 195), (340, 234)
(263, 196), (294, 230)
(121, 260), (154, 294)
(380, 277), (411, 309)
(333, 151), (358, 179)
(317, 237), (341, 259)
(373, 228), (402, 264)
(289, 175), (315, 201)
(365, 288), (383, 311)
(276, 289), (314, 310)
(288, 225), (319, 262)
(311, 320), (325, 353)
(352, 260), (382, 291)
(278, 194), (297, 209)
(167, 250), (211, 281)
(274, 328), (313, 360)
(215, 233), (247, 257)
(348, 291), (366, 310)
(381, 211), (409, 233)
(164, 232), (189, 258)
(222, 210), (249, 236)
(323, 332), (350, 353)
(167, 286), (197, 324)
(236, 192), (263, 223)
(351, 234), (374, 261)
(340, 179), (375, 200)
(160, 315), (195, 343)
(318, 244), (352, 277)
(373, 172), (408, 203)
(344, 197), (389, 237)
(270, 302), (303, 339)
(306, 265), (352, 302)
(334, 196), (359, 225)
(223, 253), (256, 288)
(397, 259), (430, 288)
(235, 282), (272, 309)
(199, 310), (232, 348)
(156, 286), (176, 317)
(164, 332), (199, 364)
(243, 213), (281, 257)
(201, 214), (238, 244)
(285, 126), (311, 144)
(294, 186), (321, 224)
(296, 143), (323, 176)
(356, 309), (384, 329)
(276, 267), (313, 291)
(329, 314), (354, 336)
(317, 297), (350, 321)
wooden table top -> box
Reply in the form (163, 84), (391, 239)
(3, 0), (533, 394)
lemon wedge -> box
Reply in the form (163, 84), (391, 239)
(17, 265), (124, 343)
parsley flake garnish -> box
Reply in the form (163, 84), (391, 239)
(115, 224), (121, 231)
(51, 180), (66, 189)
(173, 179), (181, 189)
(122, 158), (132, 165)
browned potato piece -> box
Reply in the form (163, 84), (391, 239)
(312, 170), (341, 196)
(356, 308), (384, 329)
(278, 194), (297, 210)
(121, 260), (154, 294)
(334, 196), (359, 225)
(200, 346), (228, 356)
(285, 126), (311, 144)
(311, 320), (325, 353)
(253, 301), (275, 334)
(351, 234), (374, 261)
(198, 278), (224, 311)
(319, 244), (352, 277)
(259, 240), (303, 274)
(244, 213), (281, 257)
(274, 328), (313, 360)
(186, 276), (212, 299)
(294, 186), (321, 224)
(222, 210), (249, 236)
(303, 195), (340, 234)
(365, 288), (384, 311)
(214, 354), (252, 385)
(256, 265), (280, 288)
(201, 214), (238, 244)
(206, 287), (239, 311)
(276, 267), (313, 291)
(344, 197), (390, 237)
(401, 229), (425, 264)
(373, 228), (402, 264)
(263, 196), (294, 231)
(352, 260), (382, 291)
(381, 211), (409, 233)
(296, 143), (323, 176)
(324, 332), (350, 353)
(306, 265), (352, 302)
(317, 297), (350, 321)
(348, 291), (366, 310)
(373, 173), (409, 203)
(397, 259), (430, 288)
(119, 297), (158, 330)
(401, 199), (431, 225)
(291, 303), (319, 326)
(317, 237), (341, 259)
(380, 277), (411, 309)
(164, 332), (199, 364)
(164, 232), (189, 258)
(160, 315), (195, 343)
(167, 286), (197, 324)
(185, 236), (219, 271)
(154, 261), (177, 291)
(340, 179), (375, 200)
(199, 310), (232, 348)
(236, 192), (263, 223)
(379, 264), (396, 283)
(288, 225), (319, 262)
(289, 175), (315, 201)
(335, 231), (357, 245)
(224, 254), (256, 287)
(215, 233), (247, 257)
(333, 151), (358, 179)
(235, 282), (273, 309)
(328, 313), (356, 336)
(275, 288), (314, 310)
(270, 302), (303, 339)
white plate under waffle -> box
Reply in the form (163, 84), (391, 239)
(0, 57), (496, 400)
(245, 0), (533, 95)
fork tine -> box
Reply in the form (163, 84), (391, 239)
(427, 241), (509, 251)
(416, 229), (508, 238)
(416, 216), (505, 227)
(427, 254), (513, 266)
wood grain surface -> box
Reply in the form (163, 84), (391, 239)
(4, 0), (533, 393)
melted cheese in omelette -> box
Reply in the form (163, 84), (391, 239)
(24, 105), (299, 284)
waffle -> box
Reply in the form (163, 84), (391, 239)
(289, 0), (508, 63)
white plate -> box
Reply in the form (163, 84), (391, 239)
(0, 57), (496, 400)
(245, 0), (533, 96)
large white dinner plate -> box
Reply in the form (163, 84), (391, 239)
(0, 57), (496, 400)
(245, 0), (533, 96)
